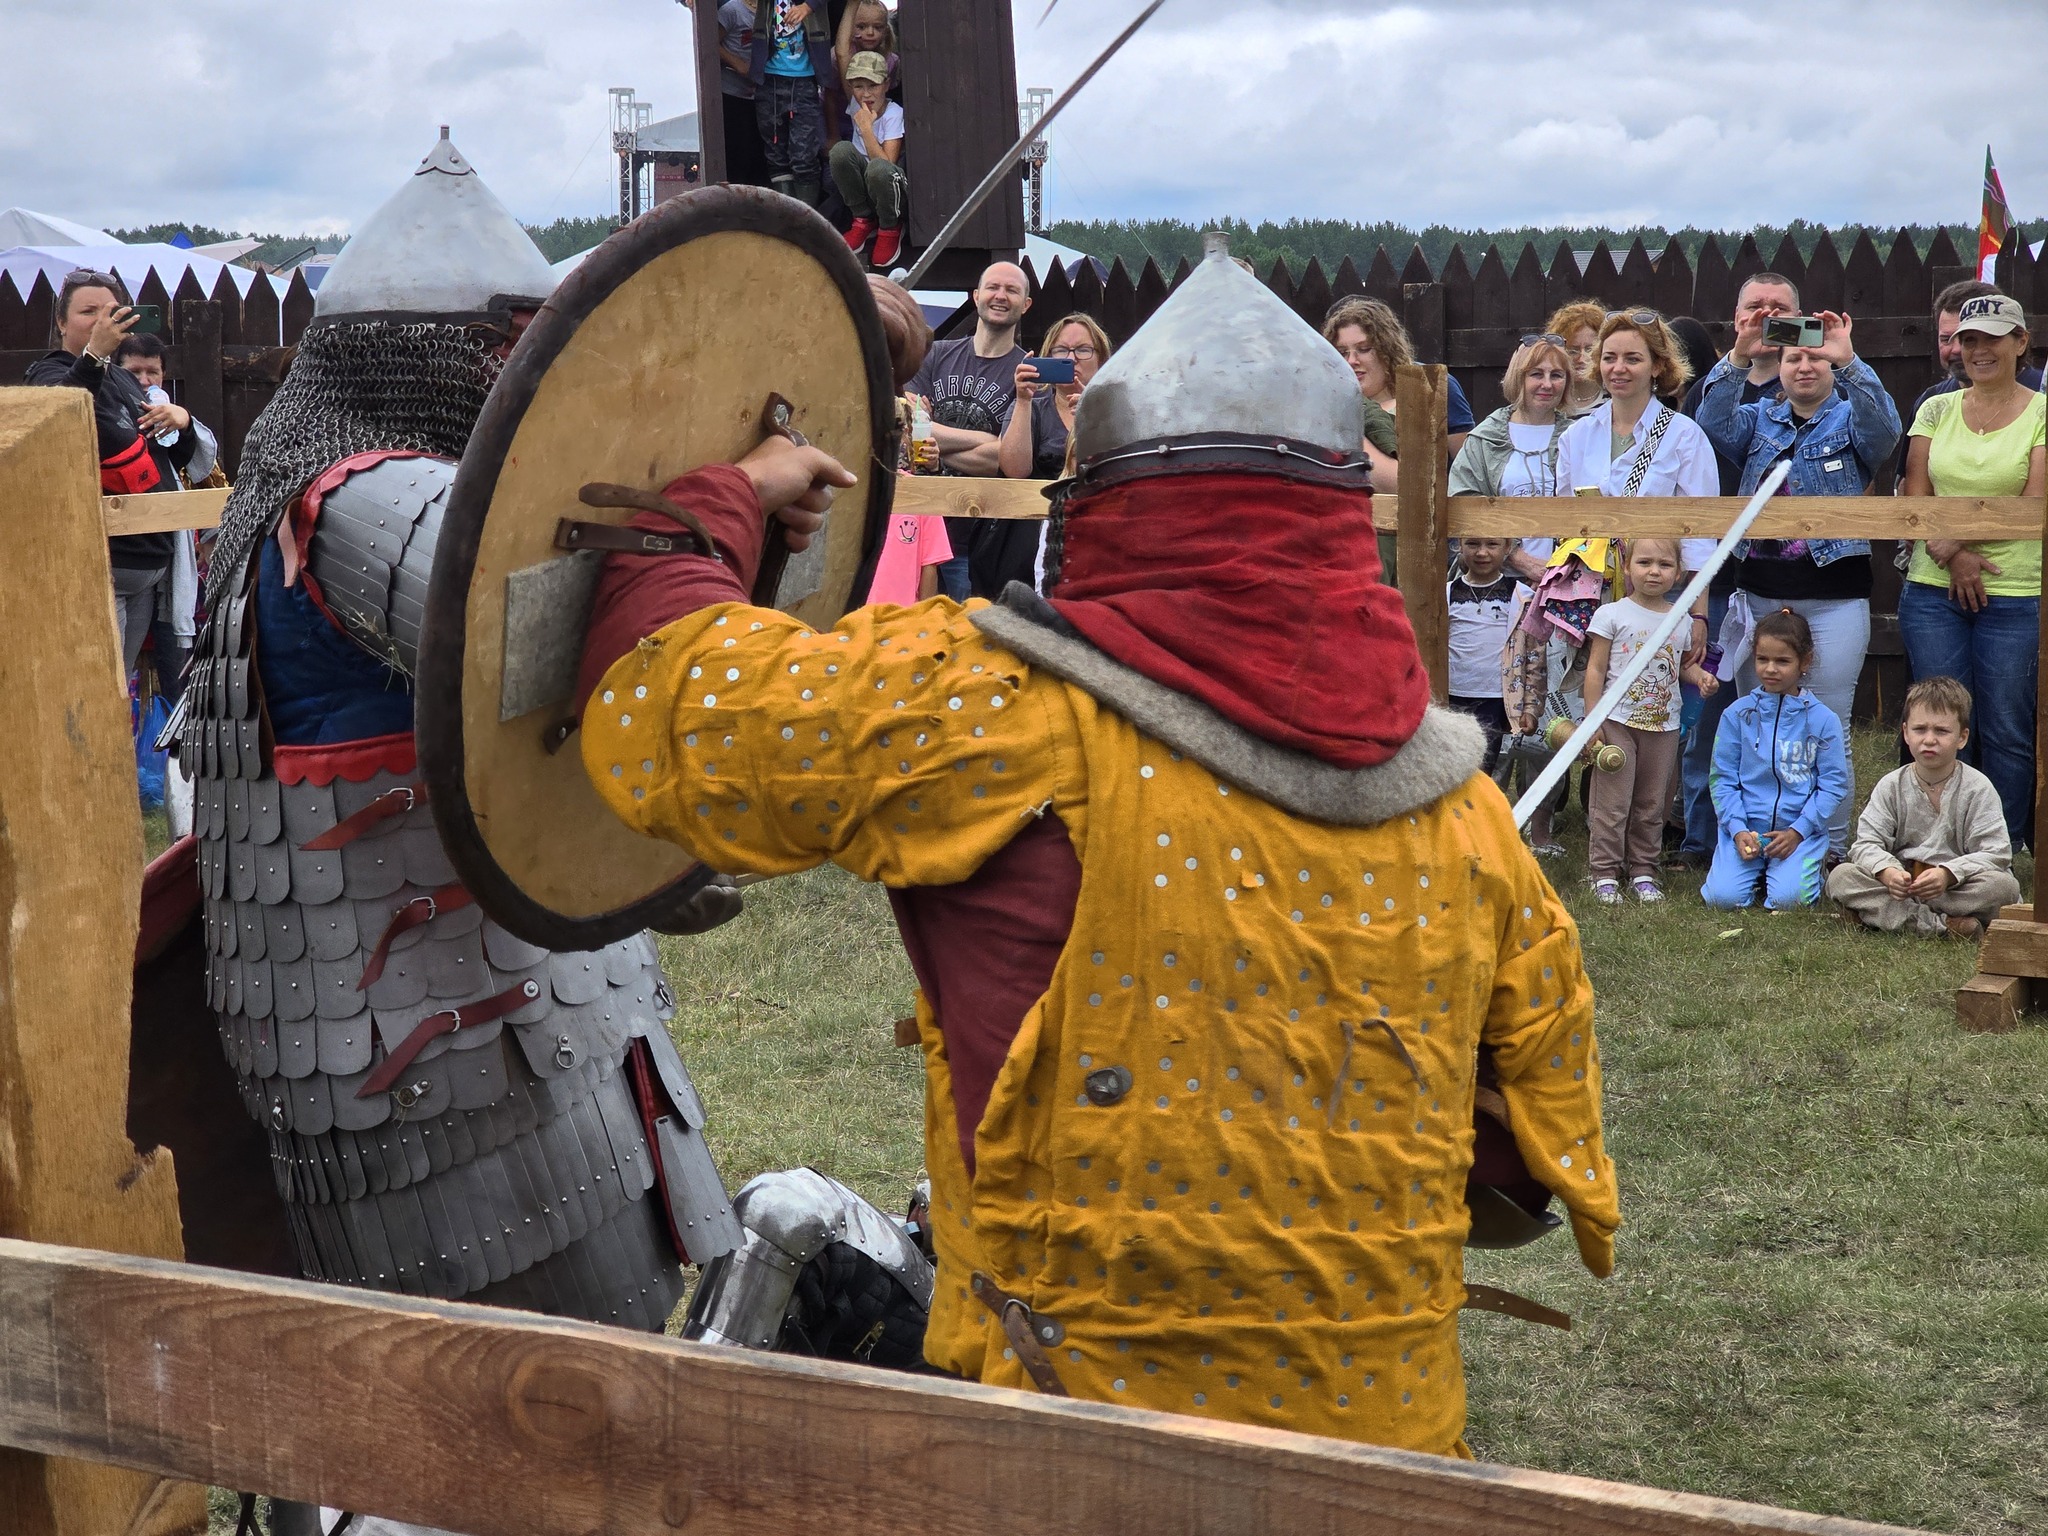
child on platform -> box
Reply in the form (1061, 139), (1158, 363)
(1583, 537), (1720, 904)
(1702, 609), (1850, 910)
(1824, 677), (2020, 939)
(1446, 536), (1524, 773)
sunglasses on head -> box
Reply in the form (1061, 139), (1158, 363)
(64, 267), (121, 286)
(1520, 333), (1568, 348)
(1606, 309), (1661, 327)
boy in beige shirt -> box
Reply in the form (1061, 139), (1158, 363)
(1826, 677), (2021, 938)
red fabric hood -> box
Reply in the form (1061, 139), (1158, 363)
(1046, 472), (1428, 769)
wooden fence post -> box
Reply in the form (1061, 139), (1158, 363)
(0, 388), (202, 1536)
(1395, 363), (1451, 700)
(173, 298), (223, 446)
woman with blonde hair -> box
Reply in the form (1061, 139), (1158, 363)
(1545, 299), (1606, 416)
(1555, 308), (1719, 651)
(998, 311), (1113, 592)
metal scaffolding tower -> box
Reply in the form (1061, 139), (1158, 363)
(1020, 88), (1053, 235)
(611, 87), (655, 224)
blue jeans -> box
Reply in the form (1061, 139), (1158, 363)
(1897, 580), (2039, 849)
(1680, 591), (1732, 856)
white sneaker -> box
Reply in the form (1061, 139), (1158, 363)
(1591, 878), (1623, 905)
(1631, 877), (1665, 903)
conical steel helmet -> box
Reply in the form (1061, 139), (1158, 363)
(314, 128), (559, 322)
(1069, 230), (1366, 487)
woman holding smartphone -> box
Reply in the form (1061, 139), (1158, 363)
(26, 267), (198, 677)
(995, 312), (1114, 592)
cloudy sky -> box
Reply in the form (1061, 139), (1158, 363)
(2, 0), (2041, 237)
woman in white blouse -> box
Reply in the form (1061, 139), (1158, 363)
(1552, 309), (1718, 651)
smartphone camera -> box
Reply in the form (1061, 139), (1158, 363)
(1762, 314), (1823, 348)
(128, 304), (163, 336)
(1034, 356), (1077, 385)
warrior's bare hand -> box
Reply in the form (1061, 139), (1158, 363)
(739, 436), (858, 551)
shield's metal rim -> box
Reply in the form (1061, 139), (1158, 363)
(416, 185), (899, 953)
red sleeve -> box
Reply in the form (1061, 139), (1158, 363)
(576, 463), (767, 708)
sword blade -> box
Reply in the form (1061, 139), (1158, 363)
(1509, 459), (1793, 830)
(896, 0), (1168, 291)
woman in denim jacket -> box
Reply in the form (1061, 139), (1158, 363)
(1695, 311), (1902, 854)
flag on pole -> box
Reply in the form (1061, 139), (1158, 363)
(1979, 145), (2012, 281)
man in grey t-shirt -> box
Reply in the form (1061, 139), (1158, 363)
(907, 261), (1032, 598)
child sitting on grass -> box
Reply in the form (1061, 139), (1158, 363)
(1702, 609), (1849, 911)
(1824, 676), (2020, 939)
(1583, 537), (1719, 904)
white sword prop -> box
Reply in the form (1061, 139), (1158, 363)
(1509, 460), (1792, 829)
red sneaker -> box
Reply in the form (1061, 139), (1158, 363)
(843, 217), (875, 253)
(871, 225), (904, 268)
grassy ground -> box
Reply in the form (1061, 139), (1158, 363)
(198, 729), (2047, 1533)
(654, 726), (2046, 1536)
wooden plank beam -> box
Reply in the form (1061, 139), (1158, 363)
(893, 474), (1053, 521)
(889, 479), (2039, 545)
(1444, 496), (2037, 541)
(0, 388), (202, 1536)
(0, 1239), (1926, 1536)
(1395, 364), (1452, 699)
(102, 487), (229, 538)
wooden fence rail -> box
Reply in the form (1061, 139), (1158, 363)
(0, 1238), (1926, 1536)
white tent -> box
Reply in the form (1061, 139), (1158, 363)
(0, 207), (116, 246)
(0, 243), (287, 307)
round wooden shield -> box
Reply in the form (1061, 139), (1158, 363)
(416, 187), (897, 951)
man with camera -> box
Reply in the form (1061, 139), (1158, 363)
(1671, 273), (1801, 869)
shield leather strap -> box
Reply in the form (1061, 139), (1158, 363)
(971, 1272), (1070, 1396)
(358, 976), (542, 1098)
(1463, 1283), (1571, 1330)
(416, 184), (897, 952)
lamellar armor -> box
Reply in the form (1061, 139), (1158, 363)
(184, 133), (742, 1326)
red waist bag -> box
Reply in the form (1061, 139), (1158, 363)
(101, 433), (161, 495)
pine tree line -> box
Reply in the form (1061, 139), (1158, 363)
(106, 216), (621, 267)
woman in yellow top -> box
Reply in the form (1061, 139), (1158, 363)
(1898, 293), (2048, 847)
(575, 243), (1618, 1458)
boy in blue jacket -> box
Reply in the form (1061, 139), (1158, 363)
(1703, 610), (1851, 909)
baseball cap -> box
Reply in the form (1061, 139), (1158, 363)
(1953, 294), (2027, 337)
(845, 51), (890, 84)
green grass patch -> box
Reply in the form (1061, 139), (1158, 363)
(203, 729), (2047, 1533)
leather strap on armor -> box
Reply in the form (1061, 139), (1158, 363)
(357, 882), (473, 989)
(970, 1272), (1069, 1396)
(300, 782), (427, 850)
(1463, 1283), (1571, 1331)
(357, 976), (541, 1098)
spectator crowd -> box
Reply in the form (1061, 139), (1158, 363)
(27, 213), (2046, 941)
(892, 248), (2044, 933)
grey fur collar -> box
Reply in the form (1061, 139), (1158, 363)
(971, 588), (1485, 828)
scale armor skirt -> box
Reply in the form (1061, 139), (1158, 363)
(186, 573), (737, 1328)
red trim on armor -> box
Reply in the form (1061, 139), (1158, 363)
(357, 883), (472, 990)
(272, 732), (417, 787)
(137, 834), (200, 966)
(280, 449), (449, 627)
(357, 977), (542, 1098)
(301, 782), (427, 850)
(626, 1039), (694, 1265)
